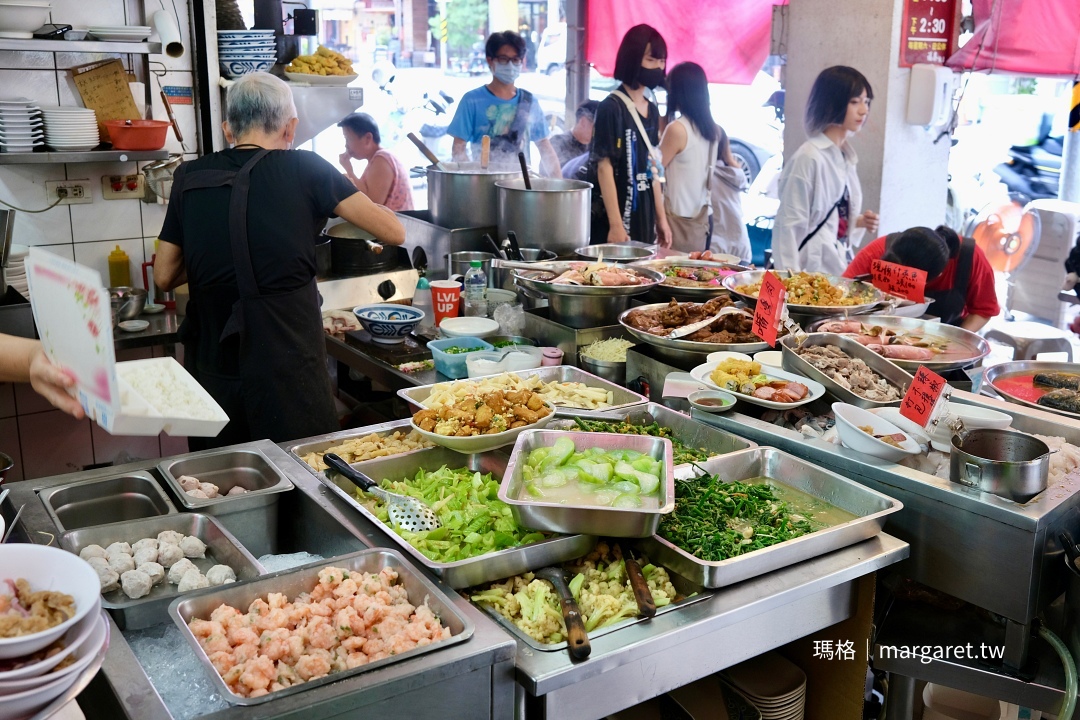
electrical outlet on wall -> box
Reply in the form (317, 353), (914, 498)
(44, 180), (92, 205)
(102, 175), (145, 200)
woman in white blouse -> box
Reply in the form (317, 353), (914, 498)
(771, 66), (880, 274)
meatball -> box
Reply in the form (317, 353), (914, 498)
(138, 561), (165, 586)
(131, 538), (158, 554)
(179, 536), (207, 559)
(177, 570), (209, 592)
(120, 570), (153, 599)
(177, 475), (200, 492)
(105, 542), (131, 556)
(86, 556), (110, 574)
(168, 558), (198, 585)
(79, 544), (107, 561)
(186, 488), (209, 499)
(133, 547), (158, 566)
(157, 530), (184, 545)
(157, 543), (184, 568)
(206, 565), (236, 586)
(226, 486), (249, 496)
(198, 482), (220, 499)
(107, 553), (135, 574)
(97, 567), (120, 593)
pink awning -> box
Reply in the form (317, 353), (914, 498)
(947, 0), (1080, 77)
(586, 0), (776, 85)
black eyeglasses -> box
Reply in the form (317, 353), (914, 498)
(493, 55), (522, 66)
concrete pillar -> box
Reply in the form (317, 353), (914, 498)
(401, 0), (428, 56)
(785, 0), (951, 238)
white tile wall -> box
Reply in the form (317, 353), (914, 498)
(149, 71), (197, 154)
(51, 0), (127, 30)
(90, 421), (161, 465)
(73, 237), (145, 286)
(0, 51), (52, 70)
(0, 69), (60, 105)
(18, 410), (93, 479)
(69, 161), (144, 242)
(0, 164), (72, 245)
(0, 385), (14, 419)
(149, 0), (195, 72)
(0, 418), (23, 483)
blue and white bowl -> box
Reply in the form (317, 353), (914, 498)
(220, 58), (275, 78)
(218, 51), (276, 59)
(353, 304), (425, 344)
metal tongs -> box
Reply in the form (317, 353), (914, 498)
(669, 307), (753, 339)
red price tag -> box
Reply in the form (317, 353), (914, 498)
(900, 366), (948, 427)
(751, 271), (785, 347)
(871, 259), (927, 303)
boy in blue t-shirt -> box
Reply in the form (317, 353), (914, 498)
(447, 30), (562, 177)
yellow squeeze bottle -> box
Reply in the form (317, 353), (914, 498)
(108, 245), (131, 287)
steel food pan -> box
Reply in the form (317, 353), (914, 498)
(472, 560), (710, 652)
(321, 445), (596, 588)
(40, 471), (176, 533)
(499, 430), (676, 538)
(60, 513), (264, 630)
(287, 419), (431, 479)
(505, 261), (665, 297)
(157, 440), (294, 513)
(396, 365), (649, 419)
(549, 402), (757, 470)
(169, 548), (474, 706)
(723, 269), (885, 316)
(982, 361), (1080, 421)
(807, 315), (991, 372)
(630, 257), (747, 301)
(639, 447), (902, 588)
(779, 333), (913, 409)
(618, 303), (771, 358)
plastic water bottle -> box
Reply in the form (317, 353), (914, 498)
(413, 276), (433, 331)
(463, 261), (488, 317)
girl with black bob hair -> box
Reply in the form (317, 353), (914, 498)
(844, 224), (1000, 330)
(771, 65), (880, 274)
(586, 24), (671, 245)
(659, 61), (718, 252)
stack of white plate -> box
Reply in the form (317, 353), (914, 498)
(724, 651), (807, 720)
(87, 25), (151, 42)
(6, 244), (28, 299)
(217, 29), (276, 78)
(40, 107), (100, 152)
(0, 98), (42, 154)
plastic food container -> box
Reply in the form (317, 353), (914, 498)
(428, 336), (493, 379)
(104, 119), (170, 150)
(465, 346), (544, 377)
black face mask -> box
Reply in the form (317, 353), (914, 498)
(637, 67), (665, 90)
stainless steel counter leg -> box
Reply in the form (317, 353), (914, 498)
(886, 673), (917, 720)
(1004, 619), (1032, 671)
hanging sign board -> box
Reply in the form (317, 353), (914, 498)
(900, 0), (959, 67)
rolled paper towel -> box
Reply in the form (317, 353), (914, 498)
(153, 10), (184, 58)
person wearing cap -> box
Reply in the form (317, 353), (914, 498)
(843, 225), (999, 331)
(550, 100), (599, 167)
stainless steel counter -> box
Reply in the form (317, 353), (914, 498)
(113, 310), (182, 351)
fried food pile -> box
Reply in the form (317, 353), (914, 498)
(624, 297), (763, 344)
(0, 579), (75, 638)
(286, 46), (355, 76)
(413, 389), (552, 436)
(736, 272), (873, 307)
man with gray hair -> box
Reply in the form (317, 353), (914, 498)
(155, 72), (405, 449)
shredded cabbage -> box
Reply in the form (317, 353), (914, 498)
(580, 338), (635, 362)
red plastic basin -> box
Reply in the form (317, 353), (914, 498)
(105, 119), (171, 150)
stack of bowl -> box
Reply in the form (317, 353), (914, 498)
(5, 244), (28, 299)
(40, 106), (100, 152)
(217, 29), (276, 78)
(0, 545), (107, 720)
(0, 98), (41, 154)
(724, 651), (807, 720)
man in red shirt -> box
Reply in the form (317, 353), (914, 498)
(844, 225), (999, 332)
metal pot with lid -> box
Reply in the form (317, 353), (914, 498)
(428, 162), (521, 230)
(322, 221), (397, 276)
(949, 425), (1050, 502)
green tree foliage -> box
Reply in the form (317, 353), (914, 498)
(429, 0), (488, 58)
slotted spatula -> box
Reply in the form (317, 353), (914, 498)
(323, 453), (440, 532)
(668, 307), (754, 339)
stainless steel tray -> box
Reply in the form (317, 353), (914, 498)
(471, 556), (709, 652)
(780, 333), (912, 409)
(807, 315), (991, 372)
(287, 419), (432, 478)
(396, 365), (649, 419)
(321, 446), (596, 588)
(60, 513), (264, 630)
(618, 302), (770, 357)
(982, 360), (1080, 420)
(639, 448), (902, 588)
(169, 548), (474, 706)
(723, 269), (886, 316)
(157, 440), (294, 514)
(39, 471), (177, 533)
(499, 430), (676, 538)
(629, 258), (746, 300)
(508, 262), (665, 297)
(548, 402), (757, 469)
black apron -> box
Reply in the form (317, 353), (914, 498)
(176, 148), (338, 450)
(926, 237), (976, 326)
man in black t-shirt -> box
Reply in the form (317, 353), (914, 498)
(549, 100), (598, 167)
(154, 73), (404, 449)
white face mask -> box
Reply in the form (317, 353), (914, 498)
(492, 62), (521, 84)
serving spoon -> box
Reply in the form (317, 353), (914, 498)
(323, 453), (440, 532)
(668, 307), (754, 339)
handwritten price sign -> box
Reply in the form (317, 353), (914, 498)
(871, 259), (927, 302)
(900, 366), (948, 427)
(751, 271), (786, 347)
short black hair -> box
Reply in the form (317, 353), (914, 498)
(804, 65), (874, 135)
(880, 226), (950, 280)
(613, 24), (667, 88)
(576, 100), (599, 121)
(338, 112), (380, 144)
(485, 31), (526, 60)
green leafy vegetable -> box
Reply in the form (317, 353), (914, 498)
(443, 346), (482, 355)
(571, 417), (713, 465)
(521, 440), (663, 508)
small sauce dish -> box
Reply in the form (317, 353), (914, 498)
(118, 320), (150, 333)
(688, 389), (737, 413)
(142, 303), (165, 314)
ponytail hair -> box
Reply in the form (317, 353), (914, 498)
(881, 226), (950, 280)
(934, 225), (963, 257)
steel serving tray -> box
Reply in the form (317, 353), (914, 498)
(287, 419), (433, 479)
(723, 269), (885, 316)
(169, 548), (474, 706)
(157, 440), (294, 513)
(320, 445), (596, 588)
(807, 315), (991, 372)
(780, 333), (913, 409)
(60, 513), (264, 630)
(471, 555), (710, 652)
(499, 430), (676, 538)
(629, 258), (747, 301)
(396, 365), (649, 420)
(618, 303), (771, 358)
(982, 360), (1080, 420)
(510, 263), (665, 297)
(39, 471), (177, 533)
(547, 402), (757, 470)
(639, 448), (902, 588)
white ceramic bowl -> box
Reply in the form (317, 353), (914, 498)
(833, 402), (921, 462)
(439, 316), (499, 338)
(753, 350), (784, 368)
(688, 389), (737, 413)
(0, 611), (105, 696)
(0, 545), (101, 660)
(411, 398), (556, 453)
(872, 407), (932, 446)
(706, 351), (752, 365)
(0, 1), (51, 38)
(0, 608), (97, 681)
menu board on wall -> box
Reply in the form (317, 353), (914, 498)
(900, 0), (959, 66)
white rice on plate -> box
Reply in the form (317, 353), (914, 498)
(118, 363), (220, 419)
